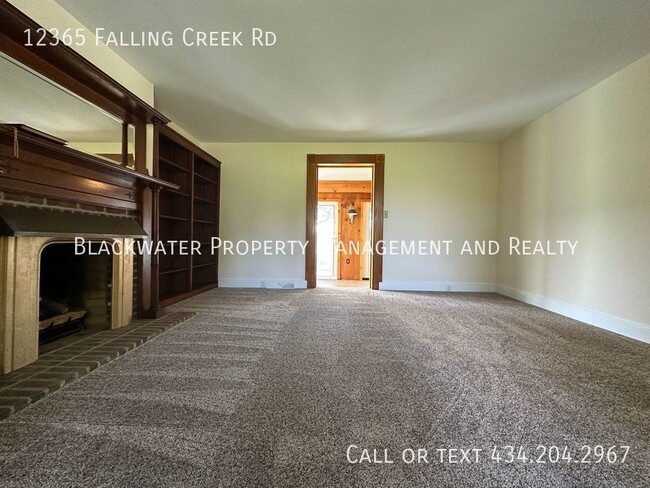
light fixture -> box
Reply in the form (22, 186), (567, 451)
(347, 204), (358, 224)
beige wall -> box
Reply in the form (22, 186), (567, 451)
(8, 1), (499, 290)
(11, 0), (649, 336)
(497, 53), (650, 325)
(202, 142), (499, 288)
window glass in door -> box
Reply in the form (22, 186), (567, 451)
(317, 201), (339, 279)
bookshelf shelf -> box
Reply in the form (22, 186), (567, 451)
(156, 128), (221, 305)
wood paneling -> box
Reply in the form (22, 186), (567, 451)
(318, 190), (371, 280)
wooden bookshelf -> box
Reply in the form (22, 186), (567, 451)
(155, 127), (221, 306)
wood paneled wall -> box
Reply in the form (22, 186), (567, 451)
(318, 181), (371, 280)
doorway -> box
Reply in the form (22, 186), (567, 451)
(305, 154), (385, 290)
(317, 168), (371, 287)
(317, 201), (339, 280)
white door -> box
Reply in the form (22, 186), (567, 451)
(317, 201), (339, 279)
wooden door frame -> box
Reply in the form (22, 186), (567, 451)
(306, 154), (385, 290)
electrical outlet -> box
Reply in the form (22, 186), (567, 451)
(383, 210), (389, 218)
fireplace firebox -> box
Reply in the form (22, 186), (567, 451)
(38, 243), (113, 345)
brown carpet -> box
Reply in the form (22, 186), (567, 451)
(0, 289), (648, 487)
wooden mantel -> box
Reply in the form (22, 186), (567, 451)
(0, 0), (169, 126)
(0, 125), (177, 211)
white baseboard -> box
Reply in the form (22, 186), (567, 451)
(219, 279), (307, 289)
(496, 284), (650, 344)
(379, 281), (496, 292)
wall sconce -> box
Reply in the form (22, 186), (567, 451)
(347, 204), (358, 224)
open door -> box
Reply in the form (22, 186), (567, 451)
(316, 201), (339, 280)
(305, 154), (384, 289)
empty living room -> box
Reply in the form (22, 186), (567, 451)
(0, 0), (649, 486)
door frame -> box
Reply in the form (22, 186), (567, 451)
(306, 154), (385, 290)
(360, 201), (372, 280)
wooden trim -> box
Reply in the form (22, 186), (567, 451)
(312, 154), (377, 164)
(0, 124), (176, 190)
(0, 177), (137, 211)
(372, 157), (385, 290)
(0, 125), (176, 214)
(141, 123), (161, 318)
(213, 165), (221, 288)
(134, 124), (147, 174)
(188, 153), (195, 291)
(149, 185), (161, 316)
(305, 154), (384, 290)
(305, 155), (318, 288)
(0, 0), (169, 126)
(138, 186), (153, 316)
(121, 122), (129, 167)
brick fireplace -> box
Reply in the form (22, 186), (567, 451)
(0, 234), (134, 374)
(0, 6), (187, 376)
(0, 124), (172, 375)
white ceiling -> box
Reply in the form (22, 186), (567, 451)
(57, 0), (650, 143)
(318, 167), (372, 181)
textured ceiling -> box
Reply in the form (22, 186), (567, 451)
(56, 0), (650, 142)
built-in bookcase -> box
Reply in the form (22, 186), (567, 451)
(192, 156), (220, 290)
(156, 128), (221, 306)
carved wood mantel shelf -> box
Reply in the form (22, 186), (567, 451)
(0, 125), (178, 211)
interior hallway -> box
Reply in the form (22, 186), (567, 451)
(0, 288), (647, 487)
